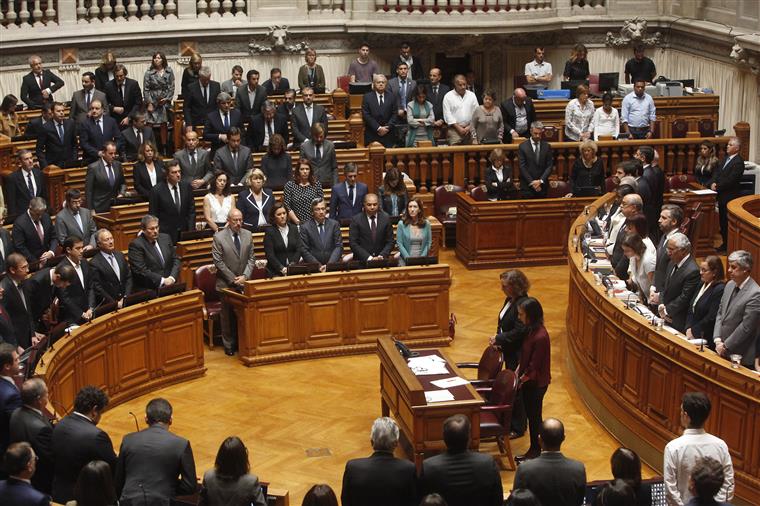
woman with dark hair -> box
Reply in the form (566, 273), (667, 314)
(199, 436), (267, 506)
(694, 141), (719, 187)
(302, 484), (338, 506)
(567, 140), (605, 197)
(685, 255), (726, 349)
(237, 169), (275, 231)
(610, 448), (651, 506)
(622, 234), (655, 300)
(592, 92), (620, 140)
(405, 84), (434, 146)
(204, 170), (233, 231)
(378, 166), (408, 219)
(484, 148), (516, 201)
(515, 297), (551, 461)
(264, 201), (302, 277)
(507, 489), (542, 506)
(260, 133), (292, 190)
(133, 141), (165, 200)
(594, 479), (637, 506)
(563, 43), (590, 81)
(471, 89), (504, 143)
(565, 84), (595, 141)
(0, 94), (19, 137)
(283, 159), (323, 225)
(66, 460), (117, 506)
(420, 493), (449, 506)
(396, 197), (431, 265)
(143, 51), (174, 152)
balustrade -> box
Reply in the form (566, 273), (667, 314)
(374, 0), (553, 14)
(70, 0), (176, 22)
(570, 0), (605, 10)
(308, 0), (345, 12)
(1, 0), (57, 27)
(197, 0), (245, 18)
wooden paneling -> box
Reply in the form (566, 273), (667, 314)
(36, 291), (206, 414)
(728, 196), (760, 283)
(566, 194), (760, 506)
(224, 265), (452, 366)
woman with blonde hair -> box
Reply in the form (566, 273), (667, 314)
(563, 43), (590, 80)
(694, 140), (719, 187)
(143, 51), (175, 154)
(236, 169), (274, 231)
(298, 48), (326, 93)
(567, 140), (605, 197)
(181, 52), (203, 97)
(95, 51), (116, 91)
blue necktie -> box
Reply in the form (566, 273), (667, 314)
(57, 122), (64, 141)
(223, 113), (229, 129)
(233, 232), (241, 254)
(26, 172), (35, 197)
(318, 223), (325, 243)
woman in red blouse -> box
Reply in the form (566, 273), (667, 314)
(515, 297), (551, 462)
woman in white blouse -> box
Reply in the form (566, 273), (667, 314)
(564, 84), (595, 142)
(203, 170), (234, 231)
(592, 92), (621, 140)
(623, 234), (656, 300)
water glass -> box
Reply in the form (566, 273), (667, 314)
(730, 354), (742, 369)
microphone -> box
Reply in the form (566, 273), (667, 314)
(49, 399), (69, 417)
(624, 292), (635, 310)
(128, 411), (140, 432)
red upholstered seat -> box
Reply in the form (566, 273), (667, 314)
(456, 345), (504, 388)
(476, 368), (519, 470)
(547, 180), (570, 198)
(470, 185), (488, 202)
(434, 184), (464, 247)
(672, 119), (688, 139)
(194, 264), (221, 350)
(669, 174), (697, 191)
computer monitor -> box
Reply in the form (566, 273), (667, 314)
(561, 80), (590, 99)
(598, 72), (620, 93)
(349, 82), (373, 95)
(676, 79), (695, 89)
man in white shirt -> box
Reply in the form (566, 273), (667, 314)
(442, 74), (479, 146)
(663, 392), (734, 506)
(524, 47), (553, 88)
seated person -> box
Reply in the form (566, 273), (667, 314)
(127, 214), (181, 293)
(236, 169), (274, 231)
(55, 188), (97, 249)
(299, 198), (342, 271)
(12, 197), (57, 266)
(377, 167), (408, 219)
(263, 202), (302, 277)
(260, 134), (291, 191)
(349, 193), (393, 264)
(57, 235), (95, 325)
(330, 163), (367, 223)
(685, 255), (725, 350)
(262, 68), (290, 95)
(212, 126), (252, 185)
(484, 148), (515, 201)
(396, 198), (431, 266)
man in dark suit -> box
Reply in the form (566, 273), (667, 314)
(291, 86), (328, 147)
(300, 123), (337, 187)
(9, 378), (54, 494)
(183, 66), (221, 129)
(610, 193), (643, 281)
(149, 161), (195, 244)
(518, 121), (554, 198)
(55, 188), (98, 249)
(390, 42), (425, 81)
(362, 74), (398, 148)
(426, 67), (451, 130)
(276, 88), (297, 119)
(19, 55), (65, 109)
(636, 146), (665, 241)
(121, 112), (155, 162)
(12, 197), (58, 265)
(387, 62), (417, 141)
(115, 398), (197, 504)
(128, 214), (181, 293)
(300, 199), (342, 270)
(261, 68), (291, 95)
(85, 141), (126, 213)
(650, 204), (683, 305)
(90, 228), (132, 308)
(465, 70), (484, 105)
(0, 226), (13, 274)
(51, 386), (117, 504)
(235, 69), (268, 120)
(78, 98), (123, 164)
(0, 254), (38, 350)
(349, 193), (393, 264)
(0, 442), (49, 506)
(0, 344), (22, 458)
(57, 235), (95, 325)
(174, 130), (213, 189)
(501, 87), (536, 143)
(35, 101), (79, 169)
(247, 101), (288, 152)
(22, 103), (53, 140)
(342, 417), (416, 506)
(23, 263), (76, 334)
(4, 150), (47, 219)
(710, 137), (745, 252)
(69, 71), (108, 124)
(513, 418), (586, 506)
(657, 233), (701, 332)
(212, 127), (252, 185)
(203, 92), (242, 152)
(104, 63), (143, 128)
(421, 414), (503, 506)
(330, 163), (367, 223)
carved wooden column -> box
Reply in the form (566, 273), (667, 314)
(331, 88), (348, 119)
(733, 121), (750, 160)
(367, 143), (386, 194)
(44, 164), (65, 211)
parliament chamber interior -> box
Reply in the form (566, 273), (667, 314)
(1, 1), (759, 505)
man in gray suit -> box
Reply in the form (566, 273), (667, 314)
(85, 141), (127, 213)
(212, 127), (252, 185)
(299, 123), (337, 187)
(55, 188), (97, 249)
(69, 72), (108, 125)
(388, 62), (417, 144)
(715, 250), (760, 368)
(115, 398), (196, 505)
(212, 209), (256, 355)
(300, 199), (342, 271)
(173, 130), (213, 189)
(657, 232), (701, 332)
(291, 87), (328, 147)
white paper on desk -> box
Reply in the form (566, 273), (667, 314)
(690, 189), (716, 195)
(408, 356), (449, 375)
(662, 325), (685, 337)
(431, 377), (470, 389)
(425, 390), (455, 403)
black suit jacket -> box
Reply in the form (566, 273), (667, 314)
(133, 159), (166, 201)
(20, 69), (65, 108)
(51, 413), (117, 504)
(35, 119), (79, 168)
(421, 450), (503, 506)
(263, 224), (302, 277)
(57, 258), (96, 325)
(128, 233), (181, 292)
(662, 256), (701, 332)
(518, 139), (553, 198)
(149, 181), (196, 244)
(94, 67), (112, 92)
(104, 77), (143, 125)
(710, 155), (745, 204)
(0, 223), (16, 274)
(299, 218), (342, 265)
(121, 125), (155, 162)
(90, 250), (133, 304)
(501, 97), (537, 140)
(115, 424), (197, 504)
(262, 77), (291, 95)
(78, 115), (124, 164)
(513, 452), (587, 506)
(0, 476), (49, 506)
(349, 211), (394, 263)
(341, 451), (417, 506)
(362, 92), (398, 148)
(246, 113), (289, 151)
(642, 164), (665, 239)
(12, 211), (57, 263)
(0, 277), (34, 349)
(291, 103), (328, 146)
(653, 233), (673, 293)
(5, 168), (47, 219)
(9, 405), (54, 493)
(22, 117), (48, 140)
(236, 188), (274, 231)
(685, 281), (725, 344)
(493, 295), (530, 369)
(0, 379), (22, 456)
(203, 108), (242, 150)
(183, 80), (221, 127)
(425, 83), (451, 122)
(23, 267), (58, 328)
(391, 56), (425, 81)
(235, 85), (268, 120)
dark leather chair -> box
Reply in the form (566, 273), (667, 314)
(542, 125), (561, 142)
(547, 180), (570, 198)
(679, 202), (703, 246)
(194, 264), (221, 350)
(605, 176), (617, 193)
(456, 345), (504, 388)
(470, 185), (488, 202)
(434, 184), (464, 248)
(669, 174), (697, 191)
(671, 119), (688, 138)
(476, 369), (518, 470)
(698, 118), (715, 138)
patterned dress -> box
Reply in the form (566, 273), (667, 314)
(283, 180), (323, 224)
(143, 66), (175, 124)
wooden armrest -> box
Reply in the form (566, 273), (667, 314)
(469, 379), (494, 388)
(481, 403), (513, 413)
(455, 362), (479, 369)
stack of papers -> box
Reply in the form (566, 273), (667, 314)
(408, 355), (448, 376)
(430, 377), (470, 389)
(425, 390), (455, 403)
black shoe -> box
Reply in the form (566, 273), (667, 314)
(224, 348), (235, 356)
(509, 431), (524, 440)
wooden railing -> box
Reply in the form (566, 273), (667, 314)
(728, 195), (760, 283)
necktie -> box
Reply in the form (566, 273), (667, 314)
(16, 283), (27, 310)
(173, 185), (180, 211)
(348, 185), (355, 206)
(268, 122), (274, 137)
(202, 86), (207, 104)
(370, 215), (377, 242)
(671, 264), (679, 278)
(190, 152), (197, 171)
(233, 232), (241, 254)
(74, 211), (83, 232)
(223, 112), (229, 129)
(37, 74), (44, 89)
(318, 223), (325, 243)
(85, 91), (91, 110)
(57, 122), (64, 141)
(26, 172), (35, 197)
(534, 142), (540, 163)
(727, 285), (740, 306)
(153, 241), (165, 266)
(119, 85), (124, 104)
(136, 130), (142, 146)
(306, 106), (312, 125)
(379, 94), (384, 107)
(433, 85), (438, 96)
(315, 145), (322, 163)
(97, 119), (102, 134)
(35, 220), (44, 242)
(400, 80), (406, 101)
(106, 163), (115, 186)
(309, 67), (315, 85)
(109, 254), (120, 281)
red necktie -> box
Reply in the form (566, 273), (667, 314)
(35, 221), (44, 242)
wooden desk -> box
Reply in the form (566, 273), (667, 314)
(377, 335), (484, 471)
(224, 265), (452, 366)
(728, 195), (760, 283)
(35, 291), (206, 413)
(566, 195), (760, 506)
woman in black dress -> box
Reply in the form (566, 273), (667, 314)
(563, 43), (590, 81)
(260, 134), (292, 191)
(567, 140), (606, 197)
(263, 201), (302, 277)
(133, 141), (165, 200)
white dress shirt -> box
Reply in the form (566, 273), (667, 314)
(442, 89), (479, 126)
(524, 60), (553, 79)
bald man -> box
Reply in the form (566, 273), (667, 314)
(501, 88), (537, 143)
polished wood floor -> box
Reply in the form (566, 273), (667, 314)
(99, 250), (655, 504)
